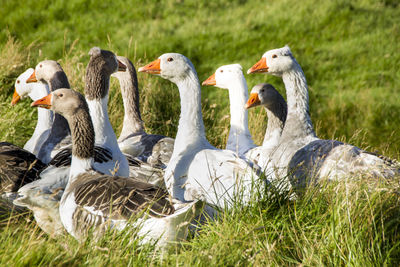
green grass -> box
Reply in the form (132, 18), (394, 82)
(1, 0), (400, 265)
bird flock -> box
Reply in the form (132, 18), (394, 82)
(0, 45), (399, 248)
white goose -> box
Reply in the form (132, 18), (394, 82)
(11, 68), (53, 156)
(202, 65), (287, 170)
(31, 88), (203, 246)
(112, 56), (174, 168)
(139, 53), (264, 209)
(202, 64), (256, 157)
(248, 46), (400, 190)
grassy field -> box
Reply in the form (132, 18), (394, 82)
(1, 0), (400, 265)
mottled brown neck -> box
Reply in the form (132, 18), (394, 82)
(85, 59), (109, 100)
(68, 105), (95, 159)
(118, 63), (144, 138)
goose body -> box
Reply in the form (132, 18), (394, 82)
(0, 142), (46, 203)
(248, 46), (400, 190)
(139, 53), (264, 209)
(32, 89), (202, 246)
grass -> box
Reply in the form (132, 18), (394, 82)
(0, 0), (400, 265)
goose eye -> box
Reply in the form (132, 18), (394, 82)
(272, 54), (277, 58)
(40, 64), (43, 68)
(220, 70), (223, 73)
(17, 80), (20, 84)
(167, 58), (173, 62)
(58, 93), (63, 97)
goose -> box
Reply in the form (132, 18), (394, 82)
(202, 65), (287, 171)
(244, 83), (287, 167)
(112, 56), (174, 168)
(26, 60), (72, 164)
(14, 48), (131, 236)
(139, 53), (265, 209)
(83, 47), (129, 177)
(110, 56), (173, 187)
(31, 88), (203, 246)
(11, 68), (53, 156)
(202, 64), (256, 157)
(247, 46), (400, 190)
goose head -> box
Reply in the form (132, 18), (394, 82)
(202, 64), (244, 89)
(247, 46), (296, 77)
(31, 88), (87, 118)
(138, 53), (196, 84)
(88, 47), (126, 76)
(111, 56), (135, 79)
(26, 60), (64, 84)
(11, 68), (35, 105)
(245, 83), (283, 109)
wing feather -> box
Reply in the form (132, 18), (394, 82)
(72, 174), (174, 221)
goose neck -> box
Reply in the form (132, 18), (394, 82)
(68, 108), (95, 182)
(281, 66), (316, 138)
(226, 77), (255, 153)
(118, 74), (145, 140)
(35, 107), (54, 132)
(86, 95), (119, 149)
(262, 102), (287, 147)
(174, 71), (207, 151)
(48, 71), (70, 92)
(28, 82), (50, 101)
(85, 63), (119, 149)
(30, 83), (53, 131)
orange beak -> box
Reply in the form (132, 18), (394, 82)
(247, 57), (268, 74)
(245, 93), (261, 109)
(117, 60), (127, 71)
(202, 73), (216, 86)
(31, 94), (52, 109)
(11, 90), (21, 106)
(26, 71), (38, 83)
(138, 58), (161, 74)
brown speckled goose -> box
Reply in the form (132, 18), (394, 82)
(31, 88), (202, 246)
(248, 46), (400, 191)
